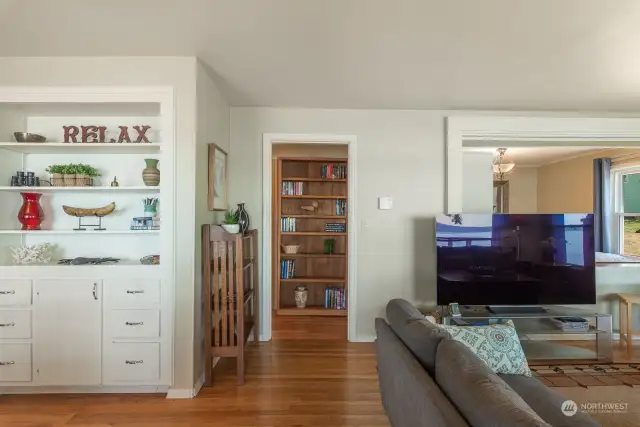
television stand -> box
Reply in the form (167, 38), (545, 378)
(488, 306), (547, 315)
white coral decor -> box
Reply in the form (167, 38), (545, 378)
(10, 242), (53, 265)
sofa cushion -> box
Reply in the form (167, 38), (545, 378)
(500, 374), (601, 427)
(436, 339), (551, 427)
(440, 320), (532, 376)
(375, 319), (469, 427)
(386, 299), (450, 375)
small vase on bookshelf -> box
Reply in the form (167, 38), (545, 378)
(294, 286), (308, 308)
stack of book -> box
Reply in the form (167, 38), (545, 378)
(551, 317), (590, 332)
(130, 217), (160, 231)
(335, 199), (346, 216)
(324, 223), (346, 233)
(280, 260), (296, 279)
(321, 164), (347, 179)
(324, 287), (346, 309)
(281, 181), (304, 195)
(281, 217), (297, 232)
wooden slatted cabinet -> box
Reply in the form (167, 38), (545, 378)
(202, 226), (258, 386)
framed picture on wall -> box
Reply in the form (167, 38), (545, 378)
(208, 143), (228, 211)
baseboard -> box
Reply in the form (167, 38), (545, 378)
(356, 335), (376, 342)
(0, 385), (168, 395)
(166, 388), (193, 399)
(192, 372), (205, 397)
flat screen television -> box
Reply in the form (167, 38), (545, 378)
(435, 213), (596, 306)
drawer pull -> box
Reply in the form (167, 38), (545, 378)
(125, 321), (144, 326)
(125, 360), (144, 365)
(0, 290), (15, 295)
(126, 290), (145, 294)
(0, 361), (15, 366)
(0, 322), (15, 327)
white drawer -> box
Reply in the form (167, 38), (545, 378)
(104, 342), (160, 383)
(0, 280), (32, 306)
(104, 279), (160, 307)
(105, 309), (160, 338)
(0, 310), (31, 339)
(0, 344), (31, 382)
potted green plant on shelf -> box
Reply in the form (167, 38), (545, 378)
(221, 209), (240, 234)
(75, 163), (101, 187)
(45, 164), (66, 187)
(324, 238), (335, 255)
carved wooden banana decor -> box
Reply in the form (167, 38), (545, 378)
(62, 202), (116, 217)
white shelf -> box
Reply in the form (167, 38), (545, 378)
(0, 230), (159, 235)
(0, 142), (162, 154)
(0, 186), (160, 192)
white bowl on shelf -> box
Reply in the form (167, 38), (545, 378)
(221, 224), (240, 234)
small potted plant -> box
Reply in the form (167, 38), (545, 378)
(45, 164), (65, 187)
(75, 163), (100, 187)
(62, 164), (77, 187)
(324, 238), (335, 255)
(221, 209), (240, 234)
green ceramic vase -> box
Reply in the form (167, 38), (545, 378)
(142, 159), (160, 186)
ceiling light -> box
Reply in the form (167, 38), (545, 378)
(493, 148), (515, 180)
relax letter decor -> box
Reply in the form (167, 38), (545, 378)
(63, 125), (152, 143)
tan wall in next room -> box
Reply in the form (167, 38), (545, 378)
(536, 148), (640, 214)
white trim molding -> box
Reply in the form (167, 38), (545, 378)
(262, 133), (358, 342)
(446, 116), (640, 213)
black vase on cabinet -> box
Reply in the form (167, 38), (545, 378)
(237, 203), (250, 234)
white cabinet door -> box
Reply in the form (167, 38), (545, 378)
(34, 279), (102, 386)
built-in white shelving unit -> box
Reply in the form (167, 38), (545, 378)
(0, 89), (174, 394)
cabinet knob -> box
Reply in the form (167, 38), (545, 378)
(0, 323), (15, 327)
(126, 290), (145, 294)
(125, 321), (144, 326)
(0, 290), (15, 295)
(125, 360), (143, 365)
(0, 361), (15, 366)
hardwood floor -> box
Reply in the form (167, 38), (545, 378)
(272, 314), (348, 340)
(2, 338), (639, 427)
(0, 340), (389, 427)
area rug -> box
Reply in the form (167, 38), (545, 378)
(531, 363), (640, 387)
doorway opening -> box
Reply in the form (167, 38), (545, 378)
(271, 143), (349, 340)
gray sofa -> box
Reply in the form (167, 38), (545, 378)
(375, 299), (601, 427)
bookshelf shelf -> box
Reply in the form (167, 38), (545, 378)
(281, 278), (346, 284)
(280, 215), (346, 219)
(281, 232), (346, 236)
(281, 195), (347, 199)
(280, 253), (346, 258)
(277, 307), (347, 317)
(275, 156), (348, 319)
(282, 178), (347, 182)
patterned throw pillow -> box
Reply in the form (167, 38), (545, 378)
(439, 320), (532, 377)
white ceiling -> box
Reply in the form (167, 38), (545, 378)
(3, 0), (640, 110)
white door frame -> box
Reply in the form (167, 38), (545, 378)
(261, 133), (358, 342)
(446, 116), (640, 213)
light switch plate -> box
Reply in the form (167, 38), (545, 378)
(378, 197), (393, 210)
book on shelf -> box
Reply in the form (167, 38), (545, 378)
(324, 222), (346, 232)
(281, 181), (304, 196)
(551, 317), (590, 332)
(335, 199), (346, 216)
(320, 163), (347, 179)
(324, 287), (346, 309)
(281, 217), (297, 232)
(280, 259), (296, 279)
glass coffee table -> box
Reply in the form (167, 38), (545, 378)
(441, 306), (613, 363)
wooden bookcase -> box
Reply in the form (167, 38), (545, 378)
(275, 157), (348, 317)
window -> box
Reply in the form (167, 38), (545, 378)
(612, 167), (640, 256)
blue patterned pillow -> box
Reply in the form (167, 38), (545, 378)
(439, 320), (532, 376)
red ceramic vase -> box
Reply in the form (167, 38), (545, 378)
(18, 192), (44, 230)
